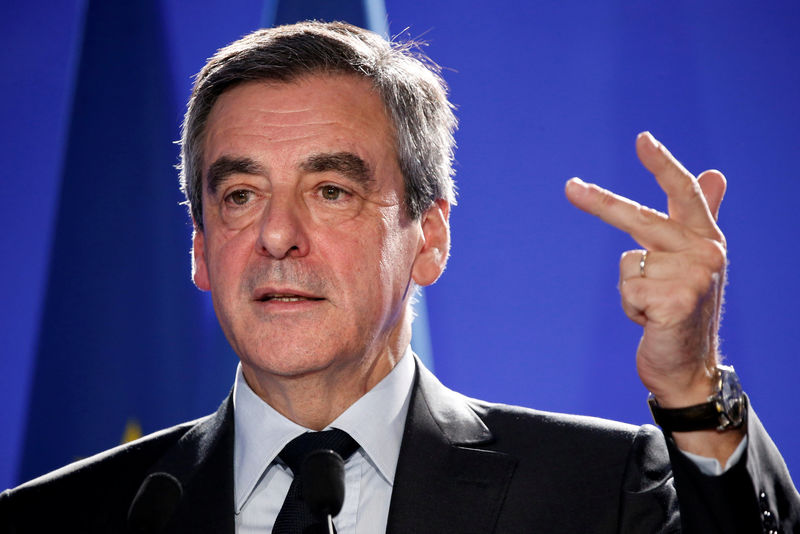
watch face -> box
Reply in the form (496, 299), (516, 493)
(718, 366), (744, 428)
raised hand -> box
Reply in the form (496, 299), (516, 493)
(565, 132), (742, 461)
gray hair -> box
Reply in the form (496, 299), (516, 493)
(179, 20), (457, 230)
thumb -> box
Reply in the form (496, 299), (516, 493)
(697, 170), (727, 221)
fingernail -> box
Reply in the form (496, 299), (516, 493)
(640, 131), (658, 149)
(565, 177), (587, 198)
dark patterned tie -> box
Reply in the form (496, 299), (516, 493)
(272, 429), (359, 534)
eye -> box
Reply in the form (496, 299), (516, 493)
(320, 185), (347, 201)
(226, 189), (252, 206)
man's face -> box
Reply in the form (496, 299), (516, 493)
(193, 74), (446, 387)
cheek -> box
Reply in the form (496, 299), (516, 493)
(377, 216), (418, 292)
(206, 229), (255, 290)
(381, 210), (417, 263)
(319, 221), (386, 293)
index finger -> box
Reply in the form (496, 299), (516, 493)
(637, 132), (717, 237)
(565, 178), (694, 252)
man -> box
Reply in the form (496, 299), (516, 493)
(1, 21), (798, 533)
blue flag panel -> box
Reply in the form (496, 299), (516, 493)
(18, 0), (235, 481)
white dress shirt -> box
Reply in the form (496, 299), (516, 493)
(231, 345), (745, 533)
(232, 348), (415, 534)
(683, 435), (747, 475)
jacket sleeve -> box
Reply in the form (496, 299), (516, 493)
(665, 402), (800, 533)
(617, 424), (681, 533)
(0, 488), (19, 534)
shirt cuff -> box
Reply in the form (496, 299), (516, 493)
(679, 434), (748, 476)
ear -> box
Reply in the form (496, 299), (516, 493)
(411, 199), (451, 286)
(192, 227), (211, 291)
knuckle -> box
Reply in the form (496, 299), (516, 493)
(698, 240), (727, 272)
(620, 250), (639, 268)
(707, 224), (727, 249)
(619, 280), (632, 299)
(653, 142), (671, 168)
(677, 174), (701, 197)
(620, 279), (644, 302)
(621, 301), (642, 322)
(634, 204), (664, 227)
(596, 189), (617, 211)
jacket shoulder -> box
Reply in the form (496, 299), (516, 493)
(0, 416), (207, 532)
(469, 397), (678, 531)
(10, 417), (204, 492)
(467, 395), (662, 452)
(472, 397), (672, 487)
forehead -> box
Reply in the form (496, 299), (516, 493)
(202, 74), (397, 176)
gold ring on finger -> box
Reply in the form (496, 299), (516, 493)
(639, 250), (649, 278)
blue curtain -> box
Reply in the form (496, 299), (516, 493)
(2, 0), (798, 488)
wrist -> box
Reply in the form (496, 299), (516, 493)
(648, 364), (746, 433)
(644, 360), (717, 408)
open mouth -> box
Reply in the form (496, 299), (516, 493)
(256, 293), (324, 303)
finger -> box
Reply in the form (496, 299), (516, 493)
(620, 291), (647, 327)
(619, 250), (692, 282)
(619, 249), (723, 296)
(619, 274), (662, 327)
(565, 178), (698, 252)
(696, 170), (727, 222)
(636, 132), (717, 236)
(620, 277), (703, 329)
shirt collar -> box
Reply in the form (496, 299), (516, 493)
(232, 347), (415, 513)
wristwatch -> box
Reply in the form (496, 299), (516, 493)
(648, 364), (746, 432)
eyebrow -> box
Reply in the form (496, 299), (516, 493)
(301, 152), (374, 189)
(205, 152), (375, 194)
(206, 156), (268, 194)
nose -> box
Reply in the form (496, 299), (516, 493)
(256, 193), (310, 259)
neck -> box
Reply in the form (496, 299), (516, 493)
(241, 324), (411, 430)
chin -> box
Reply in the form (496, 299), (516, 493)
(242, 349), (339, 378)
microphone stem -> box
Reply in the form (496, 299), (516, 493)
(327, 514), (334, 534)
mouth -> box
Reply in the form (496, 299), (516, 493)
(254, 290), (324, 303)
(258, 294), (323, 302)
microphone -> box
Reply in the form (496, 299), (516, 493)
(127, 472), (183, 533)
(302, 449), (346, 534)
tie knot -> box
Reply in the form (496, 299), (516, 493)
(278, 429), (359, 474)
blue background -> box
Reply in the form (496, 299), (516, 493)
(2, 0), (798, 490)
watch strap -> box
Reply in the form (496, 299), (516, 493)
(648, 364), (746, 433)
(648, 396), (722, 432)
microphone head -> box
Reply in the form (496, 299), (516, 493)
(127, 472), (183, 533)
(301, 449), (346, 518)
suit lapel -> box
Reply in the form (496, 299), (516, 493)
(386, 360), (517, 534)
(128, 394), (236, 534)
(126, 362), (518, 534)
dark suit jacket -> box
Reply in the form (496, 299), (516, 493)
(1, 360), (798, 533)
